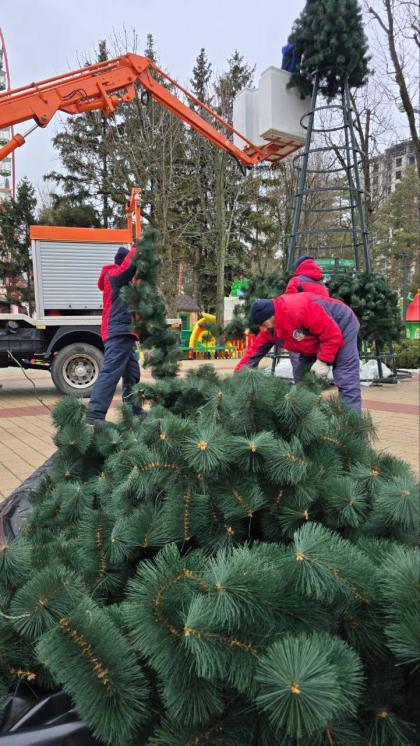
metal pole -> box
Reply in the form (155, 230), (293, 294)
(270, 344), (281, 376)
(402, 251), (409, 325)
(375, 339), (384, 380)
(344, 78), (371, 271)
(287, 74), (319, 271)
(341, 86), (360, 271)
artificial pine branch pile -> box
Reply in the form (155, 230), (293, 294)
(0, 366), (418, 745)
(122, 227), (181, 378)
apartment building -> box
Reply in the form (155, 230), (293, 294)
(370, 139), (416, 203)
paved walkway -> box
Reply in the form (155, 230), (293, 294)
(0, 362), (418, 499)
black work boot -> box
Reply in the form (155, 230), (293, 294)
(86, 417), (107, 428)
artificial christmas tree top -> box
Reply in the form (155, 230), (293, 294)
(288, 0), (370, 98)
(121, 228), (181, 379)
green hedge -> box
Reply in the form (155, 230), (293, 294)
(394, 339), (420, 369)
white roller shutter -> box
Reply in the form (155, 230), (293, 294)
(33, 240), (128, 313)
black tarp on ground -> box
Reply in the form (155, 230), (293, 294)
(0, 453), (57, 543)
(0, 687), (98, 745)
(0, 457), (100, 745)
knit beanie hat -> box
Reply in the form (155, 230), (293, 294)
(293, 255), (313, 271)
(250, 299), (275, 326)
(114, 246), (129, 266)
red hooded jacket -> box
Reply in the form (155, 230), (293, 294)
(98, 245), (137, 342)
(285, 257), (329, 296)
(235, 293), (358, 371)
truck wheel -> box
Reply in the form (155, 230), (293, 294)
(51, 344), (103, 397)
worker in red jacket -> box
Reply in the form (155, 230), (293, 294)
(235, 293), (361, 412)
(286, 255), (329, 296)
(86, 245), (141, 424)
(286, 255), (330, 381)
(238, 256), (331, 381)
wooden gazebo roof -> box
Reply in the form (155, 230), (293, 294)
(176, 293), (201, 313)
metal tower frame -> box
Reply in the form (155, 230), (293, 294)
(286, 74), (371, 273)
(266, 74), (406, 384)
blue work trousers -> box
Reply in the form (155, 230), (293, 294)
(87, 334), (140, 420)
(290, 321), (361, 413)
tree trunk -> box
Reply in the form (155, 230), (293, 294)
(369, 1), (420, 177)
(192, 244), (201, 306)
(101, 115), (109, 228)
(362, 109), (372, 229)
(160, 228), (177, 318)
(215, 152), (226, 334)
(177, 262), (183, 295)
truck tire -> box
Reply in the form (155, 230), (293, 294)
(50, 344), (103, 397)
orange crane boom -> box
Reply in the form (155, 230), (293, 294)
(0, 53), (291, 168)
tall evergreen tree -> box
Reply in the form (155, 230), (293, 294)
(190, 48), (212, 103)
(231, 167), (283, 278)
(184, 49), (267, 317)
(45, 41), (118, 228)
(214, 50), (255, 122)
(184, 48), (216, 307)
(144, 33), (157, 64)
(104, 34), (191, 315)
(38, 195), (101, 228)
(212, 52), (255, 327)
(0, 178), (37, 312)
(372, 166), (420, 293)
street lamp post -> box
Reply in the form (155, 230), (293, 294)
(401, 250), (410, 326)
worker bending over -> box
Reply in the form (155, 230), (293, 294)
(87, 246), (141, 424)
(235, 292), (361, 413)
(237, 256), (331, 380)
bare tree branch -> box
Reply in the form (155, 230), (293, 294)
(368, 0), (420, 175)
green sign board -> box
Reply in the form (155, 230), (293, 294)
(317, 258), (355, 269)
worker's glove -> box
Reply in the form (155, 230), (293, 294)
(310, 359), (330, 379)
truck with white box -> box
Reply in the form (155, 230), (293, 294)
(0, 225), (179, 396)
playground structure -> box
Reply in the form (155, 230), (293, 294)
(185, 313), (241, 361)
(405, 291), (420, 339)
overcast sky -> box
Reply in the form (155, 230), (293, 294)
(1, 0), (306, 198)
